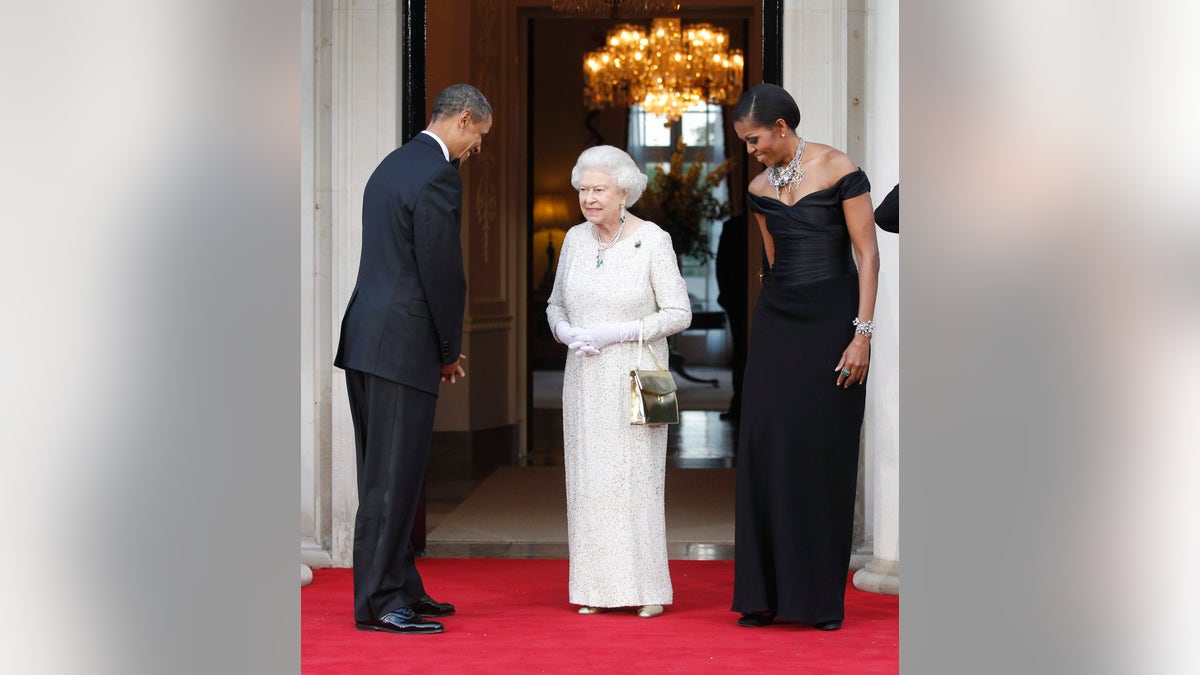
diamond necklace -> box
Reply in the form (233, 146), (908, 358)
(766, 137), (806, 199)
(595, 210), (626, 268)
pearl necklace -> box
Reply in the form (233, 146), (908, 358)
(766, 137), (805, 199)
(595, 210), (626, 268)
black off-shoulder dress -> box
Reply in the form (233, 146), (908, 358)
(732, 169), (871, 625)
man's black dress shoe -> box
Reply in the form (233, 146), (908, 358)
(812, 620), (842, 631)
(355, 607), (444, 634)
(410, 595), (456, 618)
(737, 612), (776, 627)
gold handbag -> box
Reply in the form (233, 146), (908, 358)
(630, 320), (679, 425)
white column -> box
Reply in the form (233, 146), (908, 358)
(784, 0), (878, 561)
(301, 0), (316, 557)
(783, 0), (899, 591)
(854, 0), (899, 595)
(783, 0), (850, 152)
(331, 0), (401, 567)
(301, 0), (401, 569)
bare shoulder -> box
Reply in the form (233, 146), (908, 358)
(806, 143), (855, 172)
(804, 143), (858, 187)
(747, 171), (772, 197)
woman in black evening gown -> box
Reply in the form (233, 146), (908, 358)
(729, 84), (880, 630)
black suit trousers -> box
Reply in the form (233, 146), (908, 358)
(345, 368), (435, 622)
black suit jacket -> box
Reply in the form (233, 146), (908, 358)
(334, 133), (467, 395)
(715, 212), (747, 315)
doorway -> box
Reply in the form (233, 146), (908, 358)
(419, 0), (778, 557)
(523, 5), (760, 469)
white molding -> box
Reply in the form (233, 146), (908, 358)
(864, 0), (900, 565)
(301, 0), (317, 546)
(323, 0), (402, 567)
(329, 0), (357, 568)
(784, 0), (850, 150)
(784, 0), (900, 569)
(302, 538), (333, 569)
(853, 557), (899, 595)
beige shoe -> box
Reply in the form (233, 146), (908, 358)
(578, 606), (602, 615)
(637, 605), (664, 618)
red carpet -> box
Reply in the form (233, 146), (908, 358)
(302, 559), (897, 674)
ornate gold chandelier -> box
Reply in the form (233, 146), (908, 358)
(552, 1), (681, 19)
(583, 18), (745, 122)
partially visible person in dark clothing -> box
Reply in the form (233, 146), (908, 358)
(715, 211), (748, 422)
(875, 183), (898, 233)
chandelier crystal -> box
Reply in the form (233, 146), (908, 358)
(583, 18), (744, 122)
(552, 1), (681, 19)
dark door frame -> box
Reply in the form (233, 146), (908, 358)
(401, 0), (428, 143)
(401, 0), (783, 140)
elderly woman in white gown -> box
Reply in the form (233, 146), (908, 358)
(546, 145), (692, 618)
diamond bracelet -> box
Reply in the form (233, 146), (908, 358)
(852, 318), (875, 337)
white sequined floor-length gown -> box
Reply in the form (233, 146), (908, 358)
(546, 220), (691, 608)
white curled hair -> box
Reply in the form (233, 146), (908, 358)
(569, 145), (648, 207)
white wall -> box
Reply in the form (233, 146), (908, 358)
(302, 0), (401, 568)
(782, 0), (899, 570)
(864, 0), (899, 566)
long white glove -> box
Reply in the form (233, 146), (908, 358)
(568, 320), (641, 357)
(552, 320), (580, 345)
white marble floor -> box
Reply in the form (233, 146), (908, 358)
(425, 408), (740, 560)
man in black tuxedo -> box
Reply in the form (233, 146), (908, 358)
(335, 84), (493, 635)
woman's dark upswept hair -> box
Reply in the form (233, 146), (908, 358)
(732, 83), (801, 130)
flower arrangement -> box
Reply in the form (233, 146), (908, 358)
(633, 137), (734, 265)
